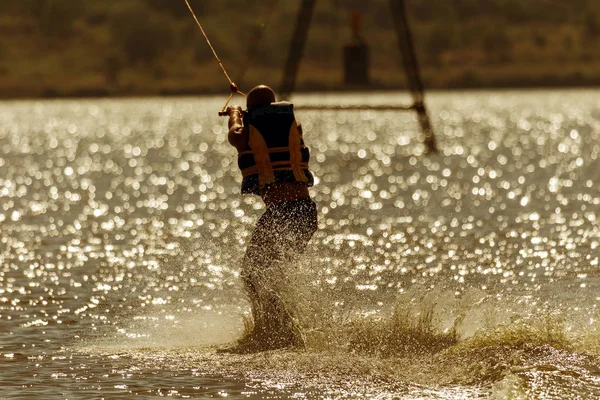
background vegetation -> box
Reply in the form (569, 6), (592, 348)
(1, 0), (599, 98)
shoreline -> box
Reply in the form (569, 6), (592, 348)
(1, 80), (599, 102)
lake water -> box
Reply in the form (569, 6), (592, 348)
(0, 89), (599, 399)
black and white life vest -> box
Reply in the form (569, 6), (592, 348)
(237, 102), (314, 194)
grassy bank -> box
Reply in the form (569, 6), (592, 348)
(1, 0), (599, 99)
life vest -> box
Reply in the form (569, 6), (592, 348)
(237, 101), (314, 194)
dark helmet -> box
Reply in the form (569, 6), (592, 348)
(246, 85), (276, 107)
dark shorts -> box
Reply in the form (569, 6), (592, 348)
(244, 198), (318, 270)
(240, 198), (317, 343)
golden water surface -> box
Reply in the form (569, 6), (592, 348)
(0, 90), (599, 399)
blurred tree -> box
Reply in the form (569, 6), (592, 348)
(584, 12), (600, 38)
(533, 32), (546, 48)
(563, 32), (575, 50)
(105, 52), (123, 87)
(409, 0), (455, 22)
(459, 21), (486, 48)
(0, 0), (43, 17)
(193, 41), (212, 65)
(496, 0), (535, 23)
(110, 4), (174, 64)
(482, 30), (512, 64)
(146, 0), (205, 19)
(426, 25), (454, 65)
(451, 0), (482, 21)
(2, 0), (600, 96)
(39, 0), (82, 37)
(190, 18), (244, 68)
(407, 1), (433, 22)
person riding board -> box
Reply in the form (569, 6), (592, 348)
(223, 85), (318, 353)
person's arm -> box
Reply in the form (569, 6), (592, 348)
(227, 106), (248, 151)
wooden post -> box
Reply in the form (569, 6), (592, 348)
(279, 0), (439, 154)
(389, 0), (438, 153)
(279, 0), (317, 100)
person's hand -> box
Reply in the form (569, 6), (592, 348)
(226, 105), (243, 115)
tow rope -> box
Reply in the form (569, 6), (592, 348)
(184, 0), (245, 114)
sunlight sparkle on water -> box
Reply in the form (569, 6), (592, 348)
(0, 91), (599, 398)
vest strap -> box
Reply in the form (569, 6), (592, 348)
(248, 125), (275, 185)
(287, 120), (307, 182)
(241, 161), (310, 178)
(237, 145), (306, 156)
